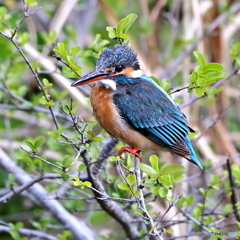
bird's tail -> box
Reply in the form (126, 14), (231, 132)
(183, 138), (203, 169)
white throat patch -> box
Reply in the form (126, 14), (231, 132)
(129, 69), (143, 78)
(98, 79), (117, 91)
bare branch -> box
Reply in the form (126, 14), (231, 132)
(0, 147), (96, 240)
(0, 173), (62, 203)
(226, 159), (240, 222)
(0, 225), (56, 240)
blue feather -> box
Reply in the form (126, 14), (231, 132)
(184, 138), (203, 169)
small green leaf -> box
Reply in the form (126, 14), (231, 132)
(117, 17), (129, 34)
(62, 66), (79, 78)
(161, 164), (185, 175)
(197, 78), (206, 86)
(160, 78), (171, 92)
(163, 228), (174, 234)
(32, 61), (39, 70)
(118, 182), (130, 191)
(109, 30), (118, 39)
(191, 71), (198, 83)
(149, 155), (159, 173)
(43, 78), (53, 87)
(49, 30), (56, 42)
(25, 0), (38, 6)
(123, 13), (138, 33)
(24, 140), (34, 149)
(195, 87), (205, 97)
(83, 181), (92, 187)
(70, 46), (81, 56)
(159, 175), (172, 186)
(159, 187), (168, 198)
(118, 34), (129, 40)
(203, 63), (224, 72)
(62, 155), (71, 166)
(78, 164), (86, 171)
(33, 137), (44, 150)
(199, 187), (206, 195)
(138, 163), (157, 176)
(126, 174), (136, 185)
(193, 51), (206, 69)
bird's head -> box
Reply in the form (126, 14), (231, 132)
(71, 45), (143, 90)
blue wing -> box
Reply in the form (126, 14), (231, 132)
(113, 75), (202, 168)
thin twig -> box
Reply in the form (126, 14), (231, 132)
(0, 173), (62, 203)
(20, 147), (66, 172)
(176, 206), (211, 233)
(134, 156), (163, 240)
(226, 159), (240, 222)
(194, 94), (240, 142)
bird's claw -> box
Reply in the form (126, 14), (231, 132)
(118, 147), (142, 160)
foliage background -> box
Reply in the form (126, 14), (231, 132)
(0, 0), (240, 240)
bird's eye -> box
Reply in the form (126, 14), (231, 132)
(115, 65), (123, 73)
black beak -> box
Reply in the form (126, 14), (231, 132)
(71, 69), (110, 87)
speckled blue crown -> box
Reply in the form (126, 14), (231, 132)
(97, 45), (138, 69)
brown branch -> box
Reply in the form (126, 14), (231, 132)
(81, 150), (140, 240)
(226, 159), (240, 222)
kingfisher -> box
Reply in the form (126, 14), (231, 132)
(71, 45), (203, 169)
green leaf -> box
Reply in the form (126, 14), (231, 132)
(70, 46), (81, 57)
(62, 66), (79, 78)
(159, 174), (172, 186)
(39, 97), (55, 106)
(48, 30), (56, 43)
(78, 164), (86, 171)
(158, 187), (168, 198)
(199, 187), (206, 195)
(193, 51), (206, 69)
(160, 78), (171, 92)
(163, 228), (174, 234)
(205, 72), (228, 85)
(24, 140), (34, 149)
(117, 17), (129, 34)
(32, 61), (39, 70)
(203, 63), (224, 72)
(25, 0), (38, 6)
(118, 182), (130, 191)
(149, 155), (159, 173)
(138, 163), (157, 176)
(122, 13), (138, 33)
(33, 137), (44, 150)
(83, 181), (92, 187)
(191, 71), (198, 83)
(161, 164), (185, 175)
(106, 27), (117, 39)
(126, 174), (136, 185)
(118, 34), (129, 40)
(195, 87), (205, 97)
(62, 155), (71, 166)
(197, 78), (206, 86)
(47, 126), (65, 140)
(53, 42), (68, 57)
(43, 78), (53, 88)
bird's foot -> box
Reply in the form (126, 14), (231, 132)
(118, 147), (142, 160)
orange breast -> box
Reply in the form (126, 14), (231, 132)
(91, 84), (165, 152)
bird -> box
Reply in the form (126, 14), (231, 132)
(71, 45), (203, 169)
